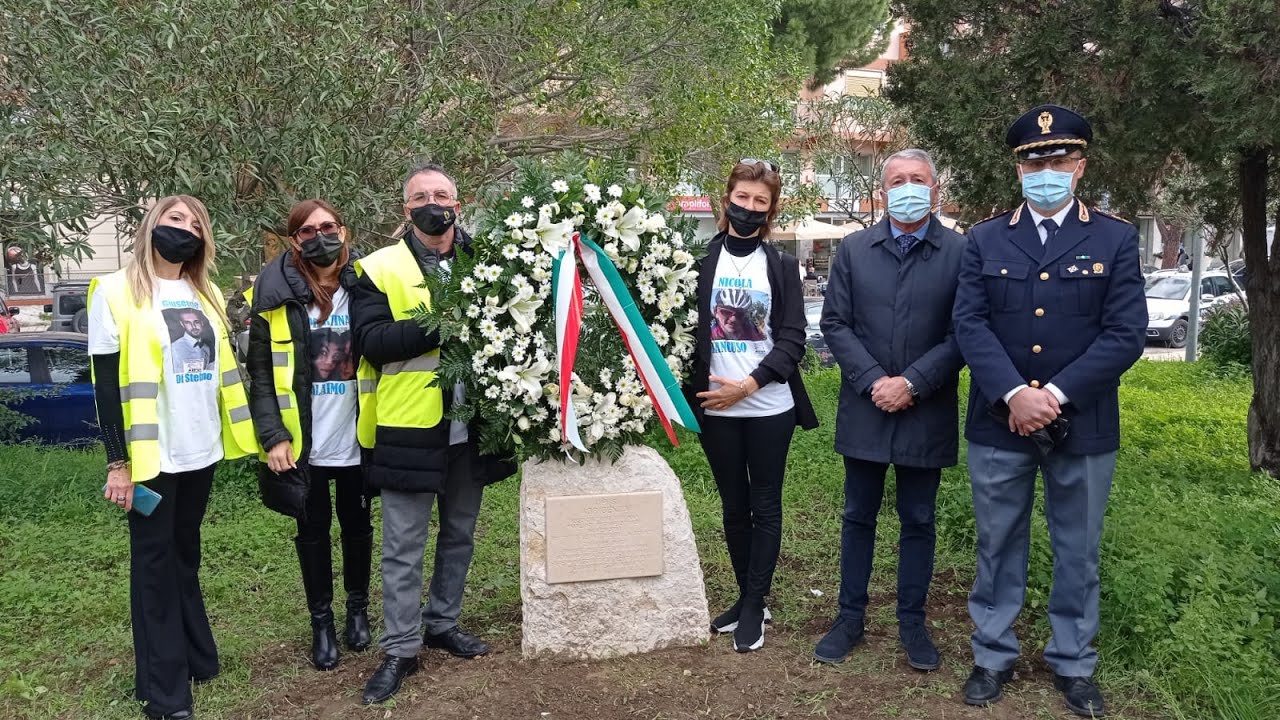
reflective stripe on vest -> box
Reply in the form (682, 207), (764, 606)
(89, 271), (259, 482)
(353, 241), (443, 446)
(256, 304), (304, 460)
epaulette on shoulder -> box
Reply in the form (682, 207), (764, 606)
(1093, 208), (1133, 225)
(972, 207), (1015, 228)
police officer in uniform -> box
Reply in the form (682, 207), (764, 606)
(953, 105), (1146, 717)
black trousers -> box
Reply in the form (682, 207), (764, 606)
(698, 409), (796, 603)
(127, 464), (218, 716)
(296, 464), (371, 541)
(838, 457), (941, 626)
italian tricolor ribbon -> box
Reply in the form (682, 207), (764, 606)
(551, 233), (700, 452)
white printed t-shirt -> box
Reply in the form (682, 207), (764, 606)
(705, 247), (794, 418)
(306, 287), (360, 467)
(88, 277), (223, 474)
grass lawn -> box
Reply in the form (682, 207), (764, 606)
(0, 361), (1275, 719)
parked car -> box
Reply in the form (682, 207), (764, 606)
(0, 332), (97, 444)
(0, 294), (21, 334)
(44, 280), (91, 334)
(804, 300), (835, 367)
(1145, 271), (1242, 348)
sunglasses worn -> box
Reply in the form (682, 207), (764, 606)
(294, 221), (341, 241)
(739, 158), (780, 173)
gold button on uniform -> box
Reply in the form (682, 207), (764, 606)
(1039, 272), (1050, 281)
(1000, 268), (1008, 275)
(1035, 308), (1045, 317)
(1030, 380), (1041, 388)
(1032, 345), (1042, 354)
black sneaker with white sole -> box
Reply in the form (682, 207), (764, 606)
(710, 599), (773, 634)
(732, 602), (766, 652)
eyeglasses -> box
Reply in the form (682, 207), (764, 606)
(739, 158), (781, 173)
(293, 221), (341, 241)
(407, 190), (456, 205)
(1019, 155), (1082, 173)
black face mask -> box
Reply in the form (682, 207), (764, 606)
(724, 201), (768, 237)
(410, 203), (457, 236)
(300, 232), (344, 267)
(152, 225), (203, 264)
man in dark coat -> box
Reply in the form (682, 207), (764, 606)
(354, 162), (514, 705)
(815, 149), (966, 670)
(953, 105), (1146, 717)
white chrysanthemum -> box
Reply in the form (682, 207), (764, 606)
(650, 324), (670, 346)
(607, 184), (623, 198)
(599, 368), (613, 386)
(485, 385), (501, 399)
(521, 195), (536, 208)
(502, 244), (520, 260)
(465, 304), (481, 318)
(459, 277), (477, 294)
(643, 213), (667, 234)
(639, 285), (658, 305)
(478, 317), (499, 338)
(595, 206), (616, 226)
(504, 213), (526, 229)
(519, 251), (537, 264)
(583, 184), (602, 203)
(483, 265), (503, 282)
(552, 179), (570, 193)
(650, 243), (672, 259)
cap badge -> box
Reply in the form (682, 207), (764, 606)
(1038, 111), (1053, 135)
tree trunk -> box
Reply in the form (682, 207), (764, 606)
(1239, 147), (1279, 476)
(1156, 216), (1183, 269)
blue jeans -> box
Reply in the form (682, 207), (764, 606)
(967, 442), (1116, 677)
(837, 457), (941, 626)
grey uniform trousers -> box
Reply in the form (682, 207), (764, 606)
(967, 442), (1116, 677)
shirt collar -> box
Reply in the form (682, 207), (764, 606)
(890, 218), (929, 240)
(1026, 199), (1074, 230)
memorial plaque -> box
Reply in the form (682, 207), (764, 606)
(545, 491), (664, 583)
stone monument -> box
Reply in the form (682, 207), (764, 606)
(520, 444), (711, 659)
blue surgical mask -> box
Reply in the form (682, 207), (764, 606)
(1021, 168), (1076, 210)
(886, 183), (933, 223)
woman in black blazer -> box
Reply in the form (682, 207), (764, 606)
(686, 160), (818, 653)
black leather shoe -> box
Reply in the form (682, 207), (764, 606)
(296, 537), (340, 670)
(962, 666), (1014, 706)
(143, 707), (193, 720)
(813, 616), (864, 664)
(1055, 674), (1107, 717)
(424, 626), (491, 658)
(361, 654), (419, 705)
(899, 624), (940, 671)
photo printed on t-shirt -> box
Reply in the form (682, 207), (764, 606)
(161, 304), (216, 375)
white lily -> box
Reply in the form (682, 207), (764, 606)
(533, 215), (575, 254)
(606, 204), (647, 252)
(497, 356), (553, 400)
(505, 287), (544, 334)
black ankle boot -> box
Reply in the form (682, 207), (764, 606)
(296, 537), (340, 670)
(342, 531), (373, 651)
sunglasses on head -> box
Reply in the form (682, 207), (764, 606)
(739, 158), (780, 173)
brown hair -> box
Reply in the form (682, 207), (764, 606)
(717, 161), (783, 242)
(285, 199), (349, 324)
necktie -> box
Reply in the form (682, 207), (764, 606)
(1040, 218), (1059, 246)
(897, 234), (919, 257)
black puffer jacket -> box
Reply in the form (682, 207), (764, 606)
(246, 250), (361, 517)
(351, 227), (515, 494)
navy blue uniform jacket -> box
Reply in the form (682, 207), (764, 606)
(953, 201), (1147, 455)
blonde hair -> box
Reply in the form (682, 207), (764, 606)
(126, 195), (231, 333)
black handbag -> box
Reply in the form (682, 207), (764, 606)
(258, 461), (310, 519)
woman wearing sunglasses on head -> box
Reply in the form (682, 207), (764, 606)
(686, 160), (819, 653)
(88, 196), (258, 720)
(244, 199), (373, 671)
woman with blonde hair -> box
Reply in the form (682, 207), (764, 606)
(88, 195), (257, 720)
(245, 199), (372, 671)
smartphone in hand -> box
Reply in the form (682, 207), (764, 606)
(101, 483), (163, 516)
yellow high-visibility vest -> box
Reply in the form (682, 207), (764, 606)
(89, 270), (258, 482)
(353, 240), (443, 448)
(254, 302), (305, 460)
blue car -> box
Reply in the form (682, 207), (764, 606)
(0, 332), (97, 445)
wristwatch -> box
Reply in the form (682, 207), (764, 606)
(903, 377), (918, 398)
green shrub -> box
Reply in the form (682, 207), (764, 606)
(1200, 302), (1252, 369)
